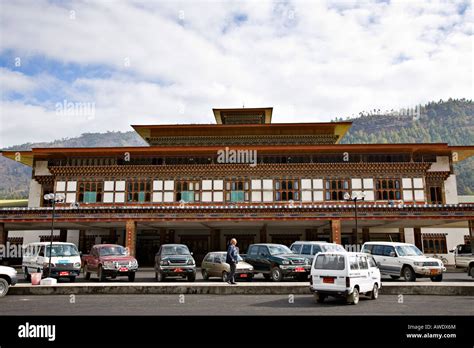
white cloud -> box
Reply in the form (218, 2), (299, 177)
(0, 0), (472, 147)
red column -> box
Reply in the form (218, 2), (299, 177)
(468, 220), (474, 247)
(0, 223), (6, 246)
(413, 227), (422, 250)
(330, 220), (342, 245)
(125, 220), (137, 257)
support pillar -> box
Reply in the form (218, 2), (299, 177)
(0, 223), (7, 246)
(362, 228), (370, 243)
(330, 220), (341, 245)
(59, 229), (67, 242)
(413, 227), (422, 250)
(109, 228), (117, 244)
(210, 229), (220, 251)
(79, 230), (86, 253)
(469, 220), (474, 247)
(125, 220), (137, 257)
(398, 228), (406, 243)
(259, 224), (267, 243)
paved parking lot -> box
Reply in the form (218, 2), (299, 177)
(1, 293), (473, 315)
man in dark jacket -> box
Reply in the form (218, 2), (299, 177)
(226, 238), (238, 284)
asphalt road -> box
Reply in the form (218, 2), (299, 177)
(15, 268), (473, 284)
(0, 294), (473, 315)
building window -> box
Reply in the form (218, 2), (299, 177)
(176, 180), (200, 202)
(225, 179), (250, 202)
(251, 179), (273, 202)
(201, 179), (224, 202)
(55, 180), (77, 203)
(78, 180), (103, 203)
(429, 186), (443, 204)
(301, 179), (324, 202)
(152, 180), (174, 203)
(422, 234), (447, 253)
(402, 177), (425, 202)
(375, 179), (401, 200)
(324, 178), (350, 201)
(275, 179), (299, 201)
(127, 178), (151, 203)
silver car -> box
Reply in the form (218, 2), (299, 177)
(0, 265), (18, 297)
(201, 252), (254, 282)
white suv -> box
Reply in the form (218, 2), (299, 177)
(362, 242), (446, 282)
(310, 252), (381, 305)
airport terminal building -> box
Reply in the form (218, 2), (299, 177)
(1, 107), (473, 265)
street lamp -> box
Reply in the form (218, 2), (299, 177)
(43, 193), (65, 282)
(344, 191), (366, 245)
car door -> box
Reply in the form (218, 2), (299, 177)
(212, 254), (224, 276)
(382, 245), (400, 275)
(370, 245), (386, 273)
(368, 256), (381, 284)
(257, 246), (272, 272)
(89, 247), (99, 272)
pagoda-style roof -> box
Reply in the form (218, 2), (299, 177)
(213, 107), (273, 124)
(2, 143), (473, 167)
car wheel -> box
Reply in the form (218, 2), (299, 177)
(390, 275), (400, 280)
(0, 278), (9, 297)
(469, 266), (474, 278)
(271, 267), (283, 282)
(402, 266), (416, 282)
(187, 273), (196, 282)
(83, 265), (91, 280)
(347, 287), (359, 305)
(314, 293), (326, 303)
(202, 269), (209, 280)
(24, 267), (31, 281)
(222, 271), (228, 282)
(370, 284), (379, 300)
(98, 266), (106, 282)
(69, 276), (76, 283)
(430, 274), (443, 282)
(128, 272), (135, 282)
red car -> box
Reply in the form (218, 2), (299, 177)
(82, 244), (138, 282)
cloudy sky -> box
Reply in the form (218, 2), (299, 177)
(0, 0), (472, 148)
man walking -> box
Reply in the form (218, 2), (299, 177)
(226, 238), (238, 284)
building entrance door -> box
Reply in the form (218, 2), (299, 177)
(179, 235), (209, 266)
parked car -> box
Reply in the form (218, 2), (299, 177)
(290, 241), (346, 265)
(0, 265), (18, 297)
(201, 252), (254, 281)
(154, 244), (196, 282)
(450, 244), (474, 278)
(310, 252), (381, 305)
(362, 241), (446, 282)
(243, 243), (311, 281)
(82, 244), (138, 282)
(22, 242), (81, 282)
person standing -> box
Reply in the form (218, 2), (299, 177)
(226, 238), (238, 284)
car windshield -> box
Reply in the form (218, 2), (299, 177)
(314, 254), (345, 270)
(99, 246), (127, 256)
(395, 245), (423, 256)
(321, 244), (346, 253)
(268, 245), (292, 255)
(45, 244), (79, 257)
(162, 245), (190, 255)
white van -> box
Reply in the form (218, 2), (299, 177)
(22, 242), (81, 282)
(310, 252), (381, 305)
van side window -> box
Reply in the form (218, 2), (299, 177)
(291, 244), (302, 254)
(312, 245), (322, 255)
(349, 256), (359, 270)
(301, 244), (312, 255)
(358, 256), (369, 270)
(372, 245), (384, 255)
(383, 246), (396, 257)
(368, 257), (377, 268)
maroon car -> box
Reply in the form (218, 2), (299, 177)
(82, 244), (138, 282)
